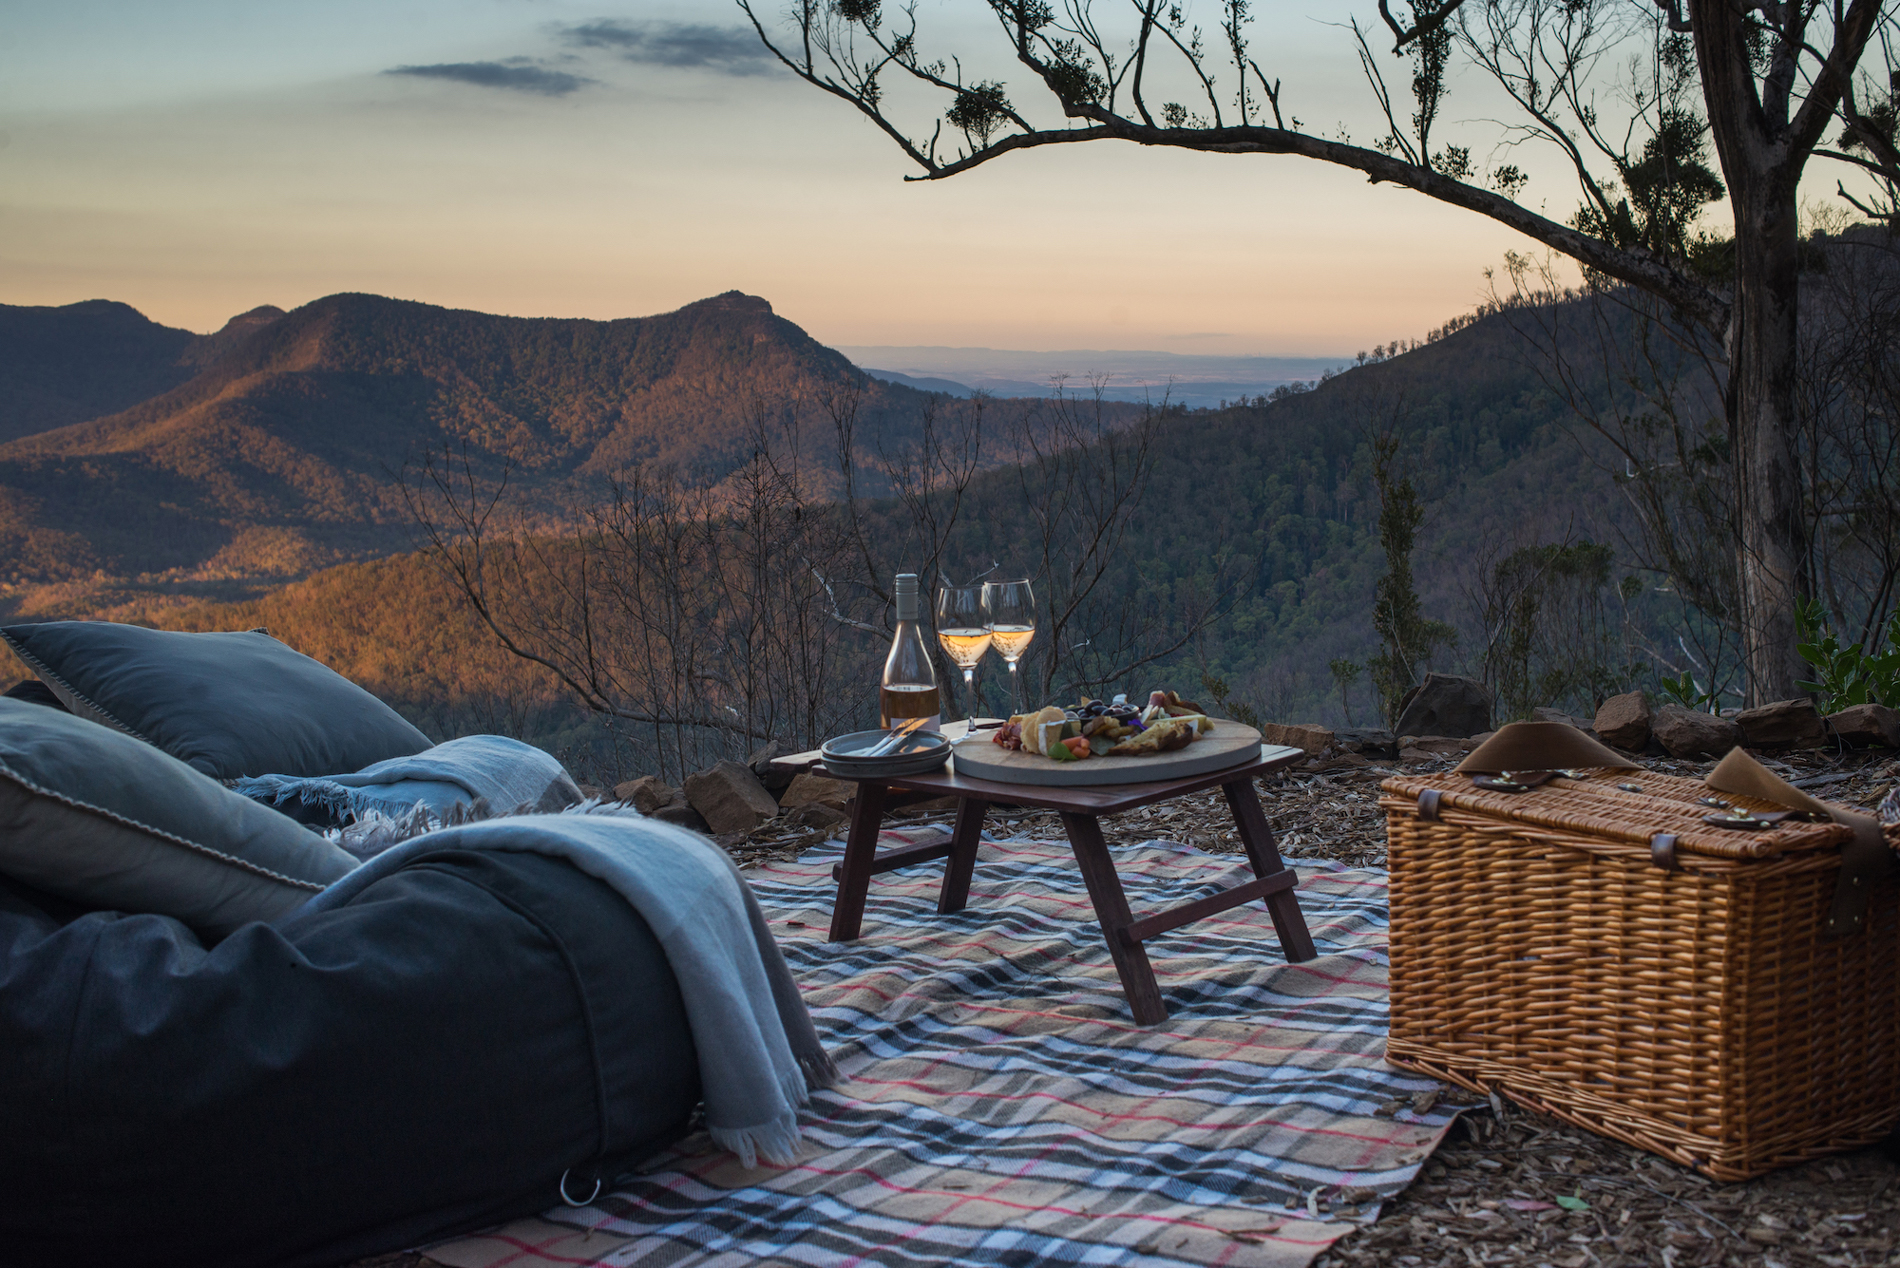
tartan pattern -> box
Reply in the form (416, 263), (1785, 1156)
(425, 833), (1456, 1268)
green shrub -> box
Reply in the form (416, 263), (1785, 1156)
(1795, 599), (1900, 712)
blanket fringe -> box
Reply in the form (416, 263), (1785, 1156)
(709, 1109), (805, 1169)
(799, 1049), (843, 1093)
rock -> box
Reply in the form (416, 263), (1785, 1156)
(1826, 703), (1900, 748)
(649, 802), (710, 832)
(1398, 735), (1477, 763)
(683, 760), (782, 835)
(1260, 722), (1335, 756)
(779, 772), (855, 813)
(897, 796), (961, 814)
(1307, 752), (1370, 773)
(1531, 706), (1597, 734)
(747, 740), (797, 795)
(575, 783), (605, 800)
(1393, 674), (1494, 738)
(792, 803), (848, 831)
(1650, 704), (1742, 757)
(1336, 729), (1398, 759)
(1732, 698), (1828, 749)
(1593, 691), (1652, 751)
(613, 774), (684, 815)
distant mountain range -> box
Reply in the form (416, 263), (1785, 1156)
(0, 300), (285, 444)
(0, 291), (1075, 590)
(843, 345), (1348, 409)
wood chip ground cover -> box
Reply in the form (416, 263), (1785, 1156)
(361, 746), (1900, 1266)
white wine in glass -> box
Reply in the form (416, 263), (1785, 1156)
(935, 582), (991, 724)
(982, 578), (1036, 712)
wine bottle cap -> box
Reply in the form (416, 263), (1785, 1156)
(894, 573), (919, 621)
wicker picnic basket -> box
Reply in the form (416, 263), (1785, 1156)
(1380, 762), (1900, 1181)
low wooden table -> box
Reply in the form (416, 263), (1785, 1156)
(786, 728), (1316, 1025)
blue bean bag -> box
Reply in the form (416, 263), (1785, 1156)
(0, 844), (701, 1268)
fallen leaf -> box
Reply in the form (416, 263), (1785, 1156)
(1504, 1199), (1556, 1211)
(1556, 1195), (1590, 1211)
(1222, 1223), (1286, 1243)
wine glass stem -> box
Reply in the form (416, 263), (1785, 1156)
(1007, 659), (1022, 713)
(962, 667), (977, 723)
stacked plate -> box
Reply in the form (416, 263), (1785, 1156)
(819, 728), (954, 780)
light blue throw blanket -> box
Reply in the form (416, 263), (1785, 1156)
(295, 812), (838, 1168)
(235, 735), (581, 825)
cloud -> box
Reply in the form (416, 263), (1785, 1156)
(557, 20), (777, 76)
(385, 60), (593, 97)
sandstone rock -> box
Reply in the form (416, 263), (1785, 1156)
(1260, 722), (1335, 756)
(650, 802), (710, 832)
(1650, 704), (1742, 757)
(683, 760), (781, 835)
(792, 802), (848, 831)
(1398, 735), (1476, 763)
(1394, 674), (1494, 738)
(1826, 703), (1900, 748)
(1336, 729), (1398, 759)
(1531, 706), (1597, 734)
(779, 772), (855, 813)
(899, 796), (961, 814)
(747, 740), (797, 795)
(1308, 752), (1370, 773)
(614, 774), (683, 815)
(1593, 691), (1652, 751)
(1732, 698), (1828, 749)
(575, 783), (605, 800)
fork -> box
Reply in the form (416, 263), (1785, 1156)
(865, 717), (930, 758)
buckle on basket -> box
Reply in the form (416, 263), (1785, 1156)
(1416, 789), (1444, 821)
(1470, 770), (1561, 794)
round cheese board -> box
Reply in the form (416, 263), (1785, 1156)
(951, 718), (1269, 787)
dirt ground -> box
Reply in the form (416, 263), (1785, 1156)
(361, 743), (1900, 1267)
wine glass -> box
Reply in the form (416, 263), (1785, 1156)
(982, 578), (1036, 713)
(935, 582), (991, 728)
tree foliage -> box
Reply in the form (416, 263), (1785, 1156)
(739, 0), (1900, 703)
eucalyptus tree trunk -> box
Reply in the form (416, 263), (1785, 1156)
(1725, 183), (1807, 704)
(1691, 0), (1852, 705)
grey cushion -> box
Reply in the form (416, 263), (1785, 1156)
(1, 621), (430, 780)
(0, 699), (358, 938)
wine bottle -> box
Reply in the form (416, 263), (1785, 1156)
(881, 573), (941, 731)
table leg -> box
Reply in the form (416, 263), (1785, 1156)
(1060, 812), (1169, 1026)
(1222, 778), (1318, 962)
(830, 781), (890, 942)
(937, 797), (987, 915)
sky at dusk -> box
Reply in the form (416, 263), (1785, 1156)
(1, 0), (1650, 356)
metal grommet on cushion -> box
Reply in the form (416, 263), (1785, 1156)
(559, 1168), (603, 1208)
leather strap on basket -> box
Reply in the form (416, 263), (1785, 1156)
(1706, 748), (1894, 937)
(1649, 833), (1680, 872)
(1454, 721), (1639, 775)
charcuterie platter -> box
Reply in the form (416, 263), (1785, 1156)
(953, 717), (1268, 786)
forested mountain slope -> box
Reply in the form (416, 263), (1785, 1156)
(0, 291), (1032, 588)
(3, 300), (1637, 769)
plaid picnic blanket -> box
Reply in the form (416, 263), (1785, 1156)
(424, 831), (1457, 1268)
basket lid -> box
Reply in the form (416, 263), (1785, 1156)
(1381, 767), (1852, 862)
